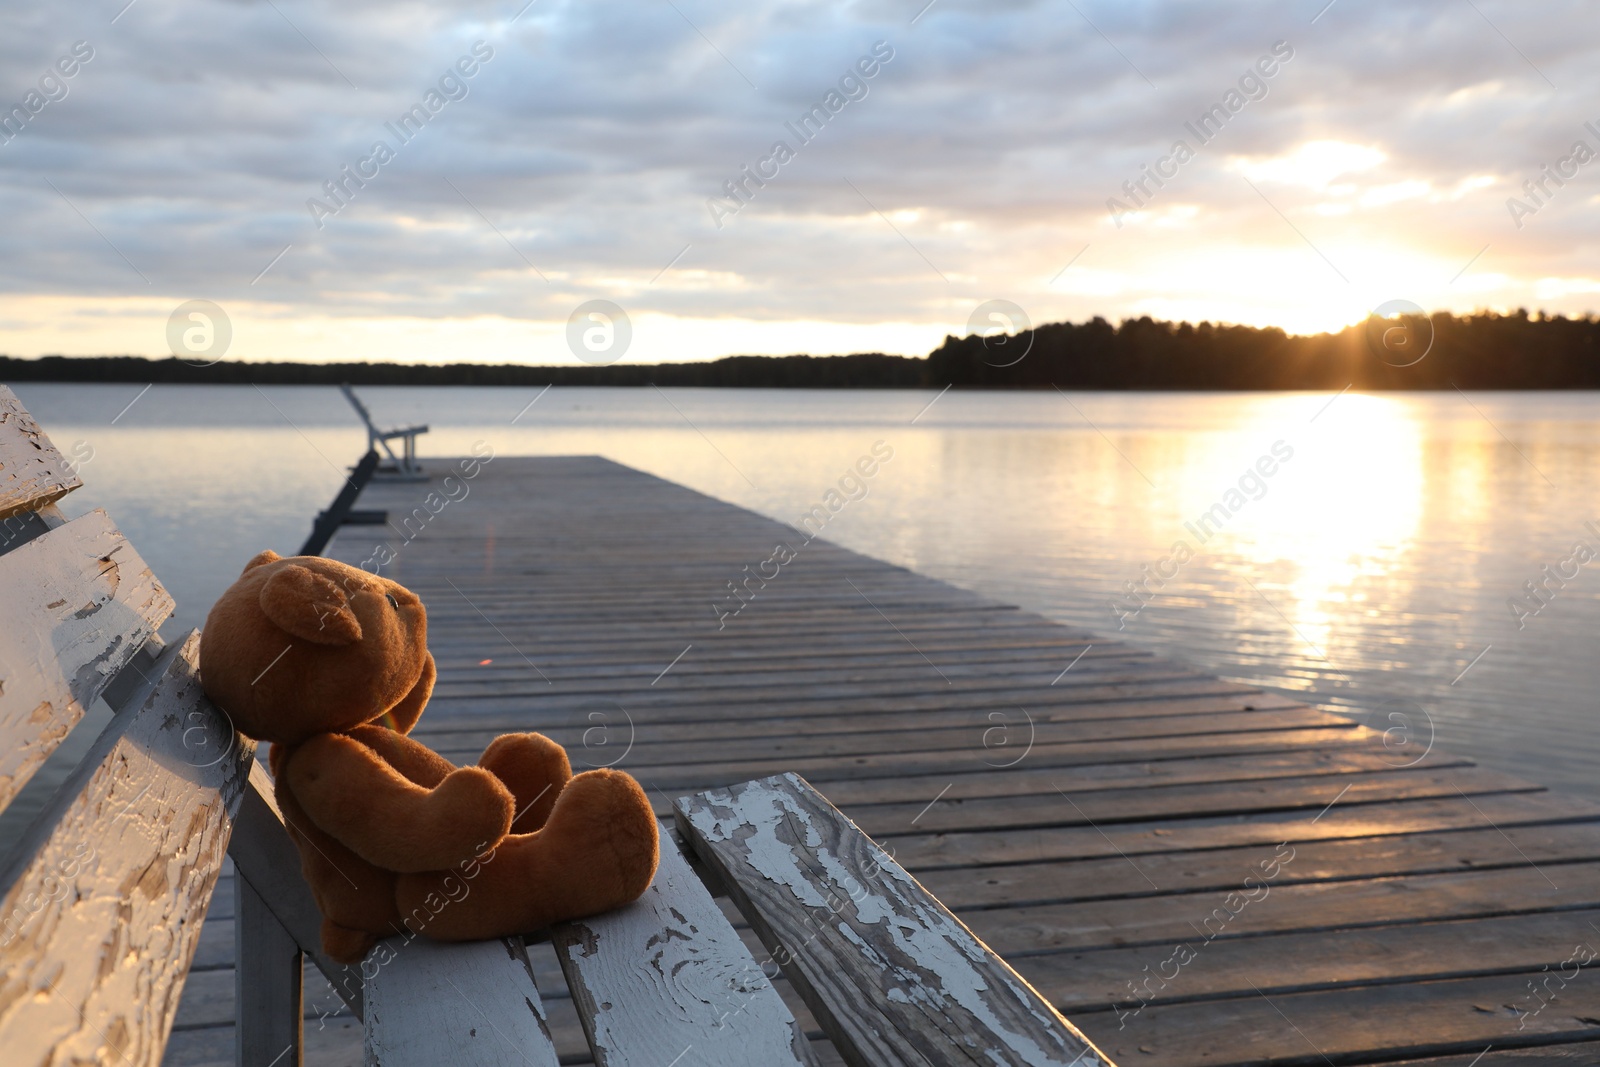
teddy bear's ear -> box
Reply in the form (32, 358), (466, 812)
(259, 563), (363, 645)
(242, 549), (282, 576)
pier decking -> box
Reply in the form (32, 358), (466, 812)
(165, 456), (1600, 1066)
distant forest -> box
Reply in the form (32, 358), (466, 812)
(4, 310), (1598, 389)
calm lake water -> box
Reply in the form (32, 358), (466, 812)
(12, 383), (1600, 804)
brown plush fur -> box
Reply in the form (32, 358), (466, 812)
(200, 550), (659, 963)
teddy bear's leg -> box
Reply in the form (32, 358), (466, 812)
(393, 768), (659, 942)
(287, 733), (515, 873)
(322, 918), (381, 965)
(478, 732), (572, 834)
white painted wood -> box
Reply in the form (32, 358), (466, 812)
(0, 508), (174, 815)
(677, 773), (1118, 1067)
(363, 936), (561, 1067)
(0, 384), (82, 522)
(552, 825), (815, 1066)
(0, 631), (254, 1067)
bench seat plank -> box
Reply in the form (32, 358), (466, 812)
(0, 631), (253, 1067)
(676, 773), (1117, 1067)
(363, 936), (561, 1067)
(0, 507), (174, 815)
(0, 384), (82, 522)
(552, 824), (816, 1066)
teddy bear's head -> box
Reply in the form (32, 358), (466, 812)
(199, 550), (436, 745)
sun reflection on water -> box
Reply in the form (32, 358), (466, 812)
(1164, 393), (1427, 674)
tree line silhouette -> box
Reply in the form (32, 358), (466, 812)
(3, 310), (1596, 389)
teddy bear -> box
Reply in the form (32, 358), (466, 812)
(198, 549), (660, 964)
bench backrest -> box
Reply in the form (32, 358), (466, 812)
(0, 384), (256, 1064)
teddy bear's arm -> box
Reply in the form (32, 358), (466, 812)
(286, 733), (514, 873)
(346, 724), (457, 788)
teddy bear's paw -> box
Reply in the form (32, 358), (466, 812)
(426, 766), (517, 856)
(544, 769), (661, 906)
(321, 919), (380, 965)
(478, 732), (572, 833)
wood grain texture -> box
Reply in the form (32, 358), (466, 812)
(1383, 1044), (1600, 1065)
(0, 631), (253, 1067)
(839, 765), (1538, 837)
(677, 773), (1117, 1067)
(362, 936), (561, 1067)
(887, 791), (1600, 871)
(0, 384), (81, 522)
(1020, 906), (1600, 1013)
(552, 825), (816, 1067)
(0, 508), (174, 816)
(1075, 970), (1600, 1067)
(963, 858), (1600, 956)
(918, 823), (1600, 911)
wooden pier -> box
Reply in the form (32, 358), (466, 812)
(166, 456), (1600, 1066)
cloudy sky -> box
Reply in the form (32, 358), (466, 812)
(0, 0), (1596, 364)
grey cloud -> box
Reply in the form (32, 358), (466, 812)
(1, 0), (1597, 350)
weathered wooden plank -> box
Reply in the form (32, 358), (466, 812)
(918, 823), (1600, 910)
(1075, 970), (1600, 1067)
(1385, 1044), (1600, 1065)
(552, 826), (815, 1066)
(677, 773), (1116, 1067)
(0, 631), (252, 1067)
(888, 791), (1600, 870)
(0, 508), (174, 815)
(810, 746), (1462, 807)
(964, 859), (1600, 956)
(0, 384), (82, 521)
(839, 765), (1538, 836)
(1019, 906), (1600, 1013)
(363, 936), (562, 1067)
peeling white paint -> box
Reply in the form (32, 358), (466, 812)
(554, 828), (812, 1066)
(0, 633), (250, 1067)
(684, 775), (1114, 1067)
(364, 937), (561, 1066)
(0, 510), (171, 816)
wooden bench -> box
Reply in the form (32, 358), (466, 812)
(0, 384), (1116, 1067)
(341, 385), (427, 482)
